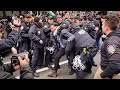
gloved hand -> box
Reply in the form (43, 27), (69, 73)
(67, 39), (71, 42)
(39, 40), (43, 44)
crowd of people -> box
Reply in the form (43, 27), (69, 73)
(0, 11), (120, 79)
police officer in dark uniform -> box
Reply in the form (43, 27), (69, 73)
(75, 16), (83, 29)
(0, 18), (20, 51)
(59, 21), (76, 75)
(19, 14), (32, 53)
(94, 15), (120, 79)
(29, 16), (46, 77)
(83, 18), (97, 39)
(56, 15), (64, 25)
(0, 19), (33, 79)
(42, 16), (54, 67)
(66, 23), (98, 79)
(5, 17), (13, 37)
(69, 16), (75, 24)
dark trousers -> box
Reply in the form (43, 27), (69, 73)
(75, 70), (84, 79)
(22, 41), (30, 52)
(28, 49), (33, 67)
(18, 41), (23, 53)
(66, 50), (75, 71)
(32, 47), (44, 72)
(45, 50), (53, 66)
(65, 41), (75, 71)
(53, 48), (65, 72)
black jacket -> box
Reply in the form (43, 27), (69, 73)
(42, 22), (51, 38)
(73, 29), (96, 49)
(0, 30), (19, 51)
(100, 30), (120, 78)
(84, 22), (96, 39)
(42, 22), (52, 47)
(29, 22), (46, 48)
(6, 25), (12, 37)
(20, 21), (31, 42)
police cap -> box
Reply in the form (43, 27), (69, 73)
(25, 14), (31, 18)
(70, 16), (75, 19)
(50, 22), (59, 26)
(69, 23), (79, 29)
(60, 21), (70, 29)
(74, 16), (83, 20)
(87, 16), (93, 21)
(57, 15), (62, 19)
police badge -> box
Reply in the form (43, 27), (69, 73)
(38, 31), (41, 35)
(107, 45), (116, 54)
(43, 25), (48, 29)
(20, 26), (24, 30)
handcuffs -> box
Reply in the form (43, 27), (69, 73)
(46, 46), (55, 54)
(72, 48), (87, 71)
(72, 55), (86, 71)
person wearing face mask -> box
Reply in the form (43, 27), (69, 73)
(29, 16), (46, 77)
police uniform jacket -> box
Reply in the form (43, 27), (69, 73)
(20, 21), (31, 42)
(29, 22), (46, 48)
(0, 30), (19, 51)
(100, 30), (120, 78)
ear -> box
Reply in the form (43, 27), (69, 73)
(105, 26), (109, 31)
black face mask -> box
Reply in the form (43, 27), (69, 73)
(38, 22), (42, 27)
(34, 22), (42, 28)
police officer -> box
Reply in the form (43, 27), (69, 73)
(59, 21), (76, 75)
(43, 16), (54, 67)
(19, 14), (32, 53)
(5, 18), (13, 37)
(0, 19), (33, 79)
(56, 15), (64, 25)
(0, 18), (20, 51)
(94, 15), (120, 79)
(69, 16), (75, 24)
(74, 16), (83, 29)
(67, 23), (98, 79)
(29, 16), (46, 77)
(83, 20), (97, 39)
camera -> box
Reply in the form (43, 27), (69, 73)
(11, 51), (29, 65)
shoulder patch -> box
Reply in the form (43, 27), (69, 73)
(107, 45), (116, 54)
(78, 29), (85, 35)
